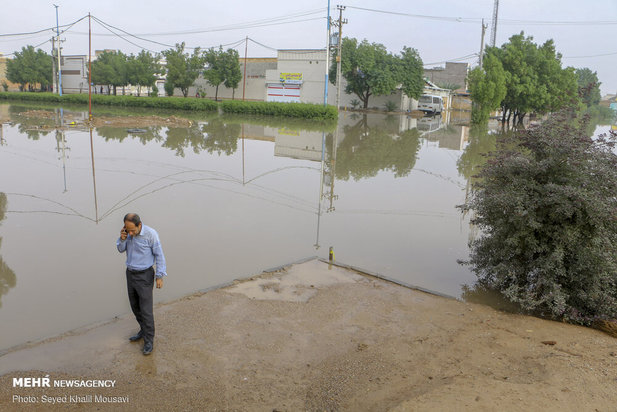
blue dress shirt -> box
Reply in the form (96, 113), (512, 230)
(117, 224), (167, 278)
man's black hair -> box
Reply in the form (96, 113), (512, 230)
(123, 213), (141, 226)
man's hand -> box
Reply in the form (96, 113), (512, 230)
(156, 278), (163, 289)
(120, 227), (127, 241)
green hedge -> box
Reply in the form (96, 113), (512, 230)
(221, 100), (337, 120)
(0, 92), (338, 120)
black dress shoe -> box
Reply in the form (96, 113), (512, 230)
(143, 342), (153, 356)
(129, 331), (143, 342)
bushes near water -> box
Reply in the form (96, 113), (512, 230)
(221, 100), (337, 120)
(0, 92), (338, 120)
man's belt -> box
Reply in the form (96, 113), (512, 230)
(127, 266), (152, 274)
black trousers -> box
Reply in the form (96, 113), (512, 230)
(126, 267), (155, 344)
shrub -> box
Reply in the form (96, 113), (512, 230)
(1, 82), (7, 92)
(221, 100), (338, 120)
(384, 100), (397, 112)
(460, 112), (617, 325)
(350, 99), (360, 109)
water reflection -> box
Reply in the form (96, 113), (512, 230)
(0, 193), (17, 308)
(0, 104), (477, 351)
(333, 114), (421, 180)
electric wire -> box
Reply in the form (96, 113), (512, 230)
(423, 53), (478, 66)
(91, 17), (157, 53)
(345, 5), (617, 26)
(0, 16), (86, 38)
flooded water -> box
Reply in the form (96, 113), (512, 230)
(2, 103), (606, 352)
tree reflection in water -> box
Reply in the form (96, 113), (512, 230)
(0, 193), (16, 308)
(332, 114), (421, 180)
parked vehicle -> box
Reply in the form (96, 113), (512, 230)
(418, 95), (443, 114)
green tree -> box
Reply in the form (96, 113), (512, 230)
(491, 33), (578, 125)
(203, 47), (226, 101)
(90, 50), (129, 95)
(575, 67), (602, 107)
(127, 50), (160, 96)
(6, 46), (53, 91)
(460, 112), (617, 325)
(222, 49), (242, 99)
(330, 38), (402, 109)
(204, 47), (241, 100)
(468, 53), (507, 124)
(162, 43), (204, 97)
(398, 46), (424, 100)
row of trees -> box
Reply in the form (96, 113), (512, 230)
(5, 46), (54, 91)
(91, 50), (160, 96)
(330, 37), (425, 109)
(92, 43), (241, 98)
(160, 43), (241, 99)
(468, 32), (608, 125)
(5, 43), (242, 99)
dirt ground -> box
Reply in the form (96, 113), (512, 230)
(15, 110), (194, 128)
(1, 259), (616, 411)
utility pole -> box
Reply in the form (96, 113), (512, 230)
(88, 13), (92, 121)
(53, 4), (63, 96)
(323, 0), (331, 106)
(490, 0), (499, 47)
(334, 5), (347, 110)
(479, 19), (487, 67)
(242, 36), (248, 101)
(51, 36), (57, 93)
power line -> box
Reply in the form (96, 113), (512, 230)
(345, 5), (617, 26)
(67, 11), (325, 37)
(564, 51), (617, 58)
(346, 6), (479, 23)
(2, 38), (53, 57)
(423, 53), (478, 66)
(0, 15), (89, 37)
(92, 16), (178, 51)
(91, 17), (157, 53)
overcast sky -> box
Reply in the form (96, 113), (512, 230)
(1, 0), (615, 95)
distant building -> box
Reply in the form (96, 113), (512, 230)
(191, 57), (277, 101)
(60, 55), (89, 94)
(0, 54), (19, 91)
(424, 62), (469, 93)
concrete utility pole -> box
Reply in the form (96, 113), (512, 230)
(323, 0), (332, 106)
(479, 19), (487, 67)
(334, 5), (347, 110)
(53, 4), (63, 96)
(490, 0), (499, 47)
(51, 37), (57, 93)
(242, 36), (248, 101)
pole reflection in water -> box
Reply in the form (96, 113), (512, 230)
(89, 126), (99, 223)
(314, 131), (326, 250)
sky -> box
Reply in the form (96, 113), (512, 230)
(1, 0), (616, 95)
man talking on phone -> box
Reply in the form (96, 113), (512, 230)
(116, 213), (167, 355)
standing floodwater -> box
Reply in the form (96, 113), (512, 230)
(0, 104), (510, 351)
